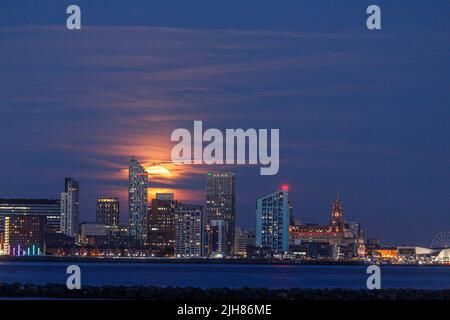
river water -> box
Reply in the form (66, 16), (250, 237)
(0, 261), (449, 289)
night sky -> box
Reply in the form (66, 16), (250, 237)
(0, 1), (448, 246)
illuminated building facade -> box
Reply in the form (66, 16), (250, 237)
(96, 197), (120, 230)
(79, 222), (109, 246)
(4, 215), (46, 256)
(234, 228), (256, 256)
(60, 178), (80, 237)
(291, 195), (348, 245)
(206, 219), (228, 257)
(174, 203), (203, 257)
(128, 157), (148, 243)
(0, 199), (60, 234)
(205, 172), (236, 256)
(290, 195), (366, 259)
(256, 189), (291, 253)
(291, 224), (340, 244)
(147, 193), (177, 250)
(373, 248), (398, 259)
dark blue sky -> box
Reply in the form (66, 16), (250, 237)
(0, 1), (448, 246)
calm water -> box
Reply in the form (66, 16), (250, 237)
(0, 261), (449, 289)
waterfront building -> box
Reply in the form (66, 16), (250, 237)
(174, 203), (203, 257)
(256, 188), (291, 253)
(375, 246), (449, 264)
(109, 224), (129, 238)
(234, 227), (256, 256)
(0, 199), (60, 234)
(291, 195), (344, 245)
(147, 193), (177, 251)
(79, 222), (109, 246)
(330, 194), (345, 236)
(96, 197), (120, 230)
(4, 215), (46, 256)
(60, 178), (80, 237)
(291, 194), (346, 246)
(45, 232), (75, 252)
(106, 224), (131, 249)
(128, 157), (148, 243)
(205, 219), (228, 257)
(304, 242), (334, 259)
(291, 223), (339, 244)
(347, 221), (366, 257)
(373, 247), (398, 259)
(290, 195), (366, 258)
(80, 222), (108, 238)
(434, 249), (450, 263)
(205, 172), (236, 256)
(291, 195), (364, 245)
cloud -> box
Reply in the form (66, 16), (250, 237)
(0, 26), (406, 196)
(2, 23), (447, 246)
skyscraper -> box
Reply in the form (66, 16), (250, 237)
(96, 197), (120, 230)
(60, 178), (79, 237)
(128, 157), (148, 243)
(147, 193), (177, 251)
(256, 188), (291, 253)
(175, 203), (203, 257)
(205, 172), (236, 256)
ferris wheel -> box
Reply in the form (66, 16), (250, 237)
(431, 231), (450, 248)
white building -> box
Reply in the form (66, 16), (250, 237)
(256, 188), (290, 253)
(174, 204), (203, 258)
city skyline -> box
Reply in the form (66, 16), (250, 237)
(0, 156), (442, 249)
(0, 1), (449, 247)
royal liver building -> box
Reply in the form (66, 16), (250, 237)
(128, 157), (148, 244)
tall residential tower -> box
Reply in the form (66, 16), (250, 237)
(128, 157), (148, 243)
(256, 188), (291, 253)
(175, 203), (203, 258)
(60, 178), (79, 237)
(205, 172), (236, 256)
(147, 193), (177, 250)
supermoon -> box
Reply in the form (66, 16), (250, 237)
(146, 165), (171, 176)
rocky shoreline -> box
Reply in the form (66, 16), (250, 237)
(0, 283), (449, 300)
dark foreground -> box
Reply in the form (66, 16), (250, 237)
(1, 283), (449, 300)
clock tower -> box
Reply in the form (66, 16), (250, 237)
(330, 193), (345, 234)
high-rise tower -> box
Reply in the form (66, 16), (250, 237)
(174, 203), (203, 258)
(128, 157), (148, 243)
(205, 172), (236, 256)
(147, 193), (177, 250)
(256, 188), (291, 253)
(60, 178), (80, 237)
